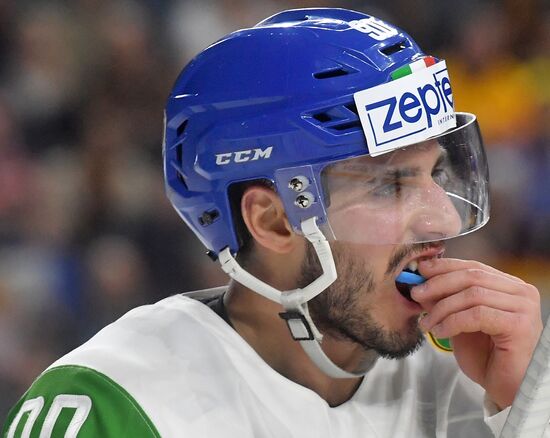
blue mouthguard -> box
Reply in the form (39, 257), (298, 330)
(396, 271), (426, 285)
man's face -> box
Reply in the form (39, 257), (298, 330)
(300, 142), (460, 362)
(301, 240), (442, 361)
(324, 141), (463, 245)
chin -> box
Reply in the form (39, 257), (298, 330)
(369, 317), (425, 360)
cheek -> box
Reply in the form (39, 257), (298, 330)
(339, 243), (393, 290)
(328, 204), (407, 245)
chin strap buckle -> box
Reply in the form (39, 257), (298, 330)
(278, 311), (315, 341)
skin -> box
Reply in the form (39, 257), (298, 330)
(412, 259), (543, 409)
(224, 142), (543, 410)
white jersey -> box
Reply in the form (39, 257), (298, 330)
(5, 289), (512, 437)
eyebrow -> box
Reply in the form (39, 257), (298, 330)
(382, 167), (419, 179)
(381, 149), (448, 179)
(327, 148), (449, 181)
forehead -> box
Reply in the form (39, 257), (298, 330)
(326, 140), (444, 175)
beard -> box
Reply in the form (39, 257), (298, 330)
(299, 241), (425, 361)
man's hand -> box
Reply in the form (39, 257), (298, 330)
(411, 258), (543, 410)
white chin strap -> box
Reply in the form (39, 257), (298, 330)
(219, 216), (376, 379)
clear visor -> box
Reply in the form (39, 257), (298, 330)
(320, 113), (489, 245)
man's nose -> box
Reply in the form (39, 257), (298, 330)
(407, 183), (463, 242)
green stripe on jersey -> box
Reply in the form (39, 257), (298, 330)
(3, 365), (160, 438)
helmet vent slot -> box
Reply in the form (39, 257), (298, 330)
(379, 40), (409, 56)
(310, 102), (361, 133)
(175, 143), (188, 188)
(177, 173), (187, 187)
(177, 119), (188, 137)
(314, 68), (350, 79)
(332, 120), (361, 131)
(313, 112), (332, 123)
(344, 103), (358, 114)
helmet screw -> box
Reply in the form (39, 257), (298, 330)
(295, 192), (314, 209)
(289, 176), (309, 192)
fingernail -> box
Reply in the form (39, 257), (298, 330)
(418, 314), (430, 331)
(420, 259), (434, 268)
(431, 324), (443, 337)
(412, 283), (426, 294)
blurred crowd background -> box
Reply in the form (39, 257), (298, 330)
(0, 0), (549, 419)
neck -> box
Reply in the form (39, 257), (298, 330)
(224, 279), (375, 407)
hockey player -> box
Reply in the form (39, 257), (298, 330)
(4, 8), (544, 437)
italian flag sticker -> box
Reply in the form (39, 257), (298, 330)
(391, 56), (437, 80)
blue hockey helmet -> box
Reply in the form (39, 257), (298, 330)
(163, 8), (489, 257)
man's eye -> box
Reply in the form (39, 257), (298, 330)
(372, 181), (401, 198)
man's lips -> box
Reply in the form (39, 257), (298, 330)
(396, 246), (446, 279)
(394, 246), (445, 303)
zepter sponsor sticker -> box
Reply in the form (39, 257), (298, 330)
(354, 60), (456, 157)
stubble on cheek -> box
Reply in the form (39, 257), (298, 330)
(299, 242), (376, 340)
(299, 242), (424, 359)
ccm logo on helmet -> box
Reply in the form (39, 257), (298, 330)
(354, 61), (456, 156)
(215, 146), (273, 165)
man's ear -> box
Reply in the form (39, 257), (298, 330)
(241, 186), (297, 254)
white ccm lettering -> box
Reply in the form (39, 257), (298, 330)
(349, 17), (398, 41)
(353, 61), (456, 157)
(215, 153), (232, 165)
(234, 150), (252, 163)
(215, 146), (273, 166)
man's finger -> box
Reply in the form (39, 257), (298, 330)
(429, 306), (520, 339)
(418, 258), (525, 284)
(419, 287), (530, 332)
(411, 268), (537, 304)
